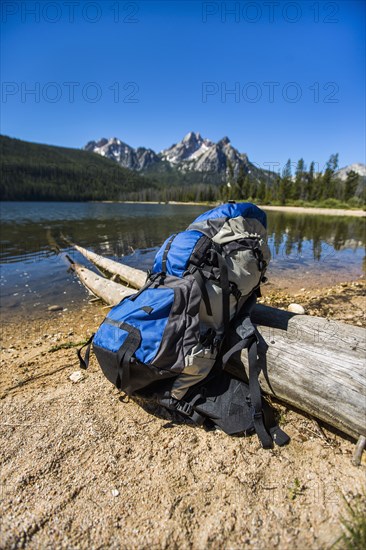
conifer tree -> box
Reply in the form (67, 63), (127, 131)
(235, 165), (246, 199)
(249, 180), (257, 200)
(243, 176), (251, 199)
(257, 180), (266, 202)
(279, 159), (292, 204)
(344, 170), (359, 202)
(293, 158), (305, 200)
(321, 153), (339, 199)
(305, 161), (315, 201)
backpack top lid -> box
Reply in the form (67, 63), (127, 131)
(152, 202), (268, 278)
(190, 202), (267, 229)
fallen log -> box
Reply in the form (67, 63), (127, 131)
(68, 258), (135, 305)
(68, 251), (366, 442)
(63, 237), (146, 289)
(235, 305), (366, 440)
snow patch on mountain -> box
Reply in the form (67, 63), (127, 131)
(84, 137), (159, 171)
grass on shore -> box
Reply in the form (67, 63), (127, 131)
(263, 198), (364, 210)
(335, 492), (366, 550)
(143, 198), (365, 210)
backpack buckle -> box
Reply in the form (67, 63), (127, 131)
(230, 283), (242, 301)
(176, 401), (193, 416)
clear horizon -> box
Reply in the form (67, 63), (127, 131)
(1, 0), (365, 171)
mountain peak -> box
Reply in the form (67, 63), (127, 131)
(183, 131), (202, 144)
(217, 136), (231, 146)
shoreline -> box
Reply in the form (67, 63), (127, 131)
(2, 200), (365, 217)
(261, 204), (366, 217)
(105, 200), (366, 217)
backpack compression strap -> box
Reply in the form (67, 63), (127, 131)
(216, 250), (231, 333)
(222, 322), (272, 449)
(188, 267), (213, 316)
(77, 334), (95, 370)
(161, 234), (177, 273)
(222, 314), (289, 448)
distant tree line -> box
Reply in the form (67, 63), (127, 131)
(0, 135), (158, 201)
(0, 136), (364, 207)
(220, 154), (364, 208)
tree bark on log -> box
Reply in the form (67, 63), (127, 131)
(67, 251), (366, 441)
(67, 242), (147, 289)
(233, 305), (366, 440)
(72, 262), (135, 305)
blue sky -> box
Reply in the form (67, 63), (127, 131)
(1, 0), (365, 170)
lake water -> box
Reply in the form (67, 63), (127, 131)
(1, 202), (365, 319)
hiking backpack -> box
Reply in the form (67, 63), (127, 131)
(79, 202), (289, 448)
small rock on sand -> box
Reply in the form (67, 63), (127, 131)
(111, 489), (120, 497)
(69, 371), (85, 383)
(48, 305), (63, 312)
(288, 303), (305, 314)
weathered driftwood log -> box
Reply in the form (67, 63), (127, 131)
(64, 239), (146, 289)
(68, 251), (366, 441)
(236, 305), (366, 440)
(69, 260), (135, 304)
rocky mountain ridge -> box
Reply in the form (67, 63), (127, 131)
(85, 133), (366, 186)
(84, 132), (262, 182)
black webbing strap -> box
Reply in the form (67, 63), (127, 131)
(175, 394), (206, 426)
(216, 252), (231, 333)
(77, 334), (95, 370)
(162, 234), (177, 273)
(269, 425), (290, 446)
(221, 333), (254, 365)
(129, 272), (161, 302)
(191, 268), (213, 316)
(247, 339), (273, 449)
(222, 320), (273, 449)
(103, 319), (141, 393)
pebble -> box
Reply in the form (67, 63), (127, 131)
(111, 489), (119, 497)
(48, 305), (63, 312)
(288, 303), (305, 315)
(69, 371), (85, 383)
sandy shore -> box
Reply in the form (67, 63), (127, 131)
(105, 201), (366, 217)
(1, 281), (365, 549)
(261, 205), (366, 217)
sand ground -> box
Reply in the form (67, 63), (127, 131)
(261, 205), (366, 217)
(106, 201), (366, 218)
(0, 280), (365, 549)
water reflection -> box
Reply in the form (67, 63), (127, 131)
(268, 212), (364, 260)
(0, 202), (364, 316)
(1, 203), (364, 264)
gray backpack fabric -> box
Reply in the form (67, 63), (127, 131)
(156, 206), (271, 400)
